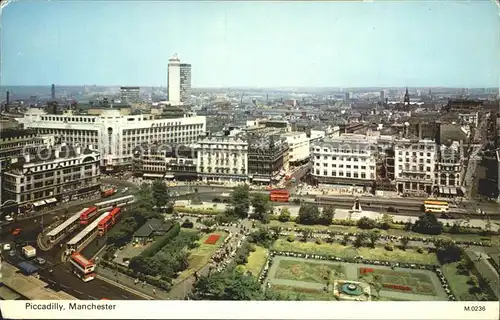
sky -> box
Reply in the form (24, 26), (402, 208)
(0, 0), (499, 88)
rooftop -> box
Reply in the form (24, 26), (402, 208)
(8, 144), (98, 169)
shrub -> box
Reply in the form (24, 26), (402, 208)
(384, 243), (394, 251)
(416, 247), (424, 254)
(293, 199), (301, 205)
(140, 223), (181, 258)
(315, 238), (322, 245)
(287, 234), (296, 242)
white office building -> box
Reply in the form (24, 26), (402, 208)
(311, 134), (377, 186)
(17, 108), (206, 171)
(282, 132), (310, 165)
(168, 54), (191, 105)
(196, 136), (248, 182)
(394, 138), (437, 195)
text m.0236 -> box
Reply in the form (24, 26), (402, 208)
(464, 306), (486, 312)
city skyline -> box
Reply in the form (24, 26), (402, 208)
(1, 1), (499, 88)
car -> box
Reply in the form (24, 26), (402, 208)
(4, 215), (14, 222)
(3, 243), (11, 251)
(9, 250), (16, 256)
(12, 228), (22, 236)
(34, 257), (46, 265)
(121, 187), (129, 193)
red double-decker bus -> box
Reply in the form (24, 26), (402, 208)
(97, 207), (121, 236)
(270, 189), (290, 202)
(69, 253), (96, 282)
(79, 206), (98, 225)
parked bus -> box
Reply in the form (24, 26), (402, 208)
(423, 200), (449, 213)
(69, 253), (96, 282)
(79, 206), (98, 225)
(95, 195), (134, 212)
(270, 189), (290, 202)
(98, 207), (122, 236)
(67, 212), (109, 253)
(47, 209), (87, 244)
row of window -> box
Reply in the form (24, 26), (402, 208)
(314, 156), (371, 162)
(315, 163), (374, 170)
(314, 170), (375, 179)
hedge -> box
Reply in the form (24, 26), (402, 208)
(140, 223), (181, 258)
(99, 260), (171, 291)
(173, 207), (223, 215)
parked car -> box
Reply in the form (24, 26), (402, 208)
(34, 257), (46, 265)
(12, 228), (22, 236)
(9, 250), (16, 256)
(4, 215), (14, 222)
(3, 243), (12, 251)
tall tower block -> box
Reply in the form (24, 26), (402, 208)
(168, 54), (181, 105)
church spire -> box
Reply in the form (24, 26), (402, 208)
(404, 87), (410, 105)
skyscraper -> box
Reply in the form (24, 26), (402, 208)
(168, 54), (191, 105)
(51, 84), (55, 100)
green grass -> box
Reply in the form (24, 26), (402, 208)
(244, 246), (269, 276)
(268, 220), (493, 244)
(274, 260), (345, 284)
(177, 231), (228, 281)
(271, 284), (335, 301)
(440, 262), (477, 301)
(272, 239), (439, 265)
(358, 268), (437, 296)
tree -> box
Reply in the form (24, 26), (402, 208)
(400, 236), (410, 250)
(248, 227), (274, 248)
(231, 185), (251, 219)
(151, 180), (170, 208)
(366, 230), (381, 248)
(354, 232), (368, 247)
(379, 213), (393, 230)
(297, 204), (321, 225)
(320, 205), (335, 225)
(357, 217), (378, 230)
(412, 213), (443, 235)
(251, 193), (271, 223)
(191, 267), (266, 300)
(269, 226), (282, 240)
(300, 229), (312, 242)
(341, 233), (350, 245)
(433, 238), (462, 263)
(278, 207), (291, 222)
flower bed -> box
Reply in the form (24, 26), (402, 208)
(383, 283), (412, 292)
(204, 234), (221, 245)
(359, 267), (374, 274)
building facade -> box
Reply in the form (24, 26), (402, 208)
(282, 132), (310, 165)
(196, 136), (248, 182)
(17, 109), (206, 171)
(394, 138), (437, 196)
(248, 137), (288, 184)
(133, 144), (198, 181)
(120, 87), (140, 104)
(435, 141), (464, 196)
(311, 134), (377, 186)
(2, 144), (100, 212)
(180, 63), (192, 102)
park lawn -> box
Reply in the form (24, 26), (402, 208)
(274, 259), (345, 284)
(272, 239), (439, 265)
(176, 231), (228, 282)
(268, 220), (492, 245)
(271, 284), (335, 301)
(244, 246), (269, 276)
(440, 262), (476, 301)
